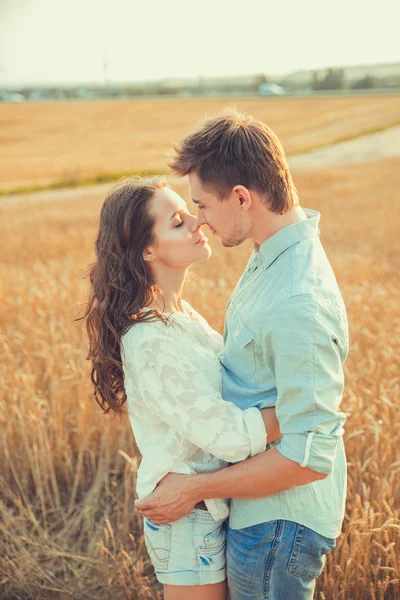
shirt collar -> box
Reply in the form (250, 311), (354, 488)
(254, 208), (321, 270)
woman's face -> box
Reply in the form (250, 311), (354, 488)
(146, 187), (211, 268)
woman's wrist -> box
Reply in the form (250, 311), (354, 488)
(260, 407), (281, 444)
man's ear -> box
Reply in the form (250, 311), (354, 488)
(233, 185), (252, 211)
(143, 247), (156, 262)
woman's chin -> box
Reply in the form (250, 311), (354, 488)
(194, 243), (212, 262)
(202, 243), (212, 258)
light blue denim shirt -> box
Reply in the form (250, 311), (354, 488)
(220, 208), (349, 539)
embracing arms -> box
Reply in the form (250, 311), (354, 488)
(136, 295), (348, 522)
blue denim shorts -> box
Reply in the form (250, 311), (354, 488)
(143, 508), (227, 586)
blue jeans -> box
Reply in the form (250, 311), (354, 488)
(227, 520), (336, 600)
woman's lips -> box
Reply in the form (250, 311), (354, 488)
(196, 236), (208, 245)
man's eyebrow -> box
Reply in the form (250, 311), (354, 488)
(192, 198), (199, 204)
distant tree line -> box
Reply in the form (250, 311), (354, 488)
(312, 68), (382, 91)
(1, 68), (398, 103)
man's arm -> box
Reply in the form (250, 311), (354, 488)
(135, 448), (325, 524)
(268, 294), (347, 476)
(191, 446), (327, 500)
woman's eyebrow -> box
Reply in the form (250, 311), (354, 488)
(169, 207), (187, 222)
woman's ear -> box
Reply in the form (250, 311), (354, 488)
(143, 247), (155, 262)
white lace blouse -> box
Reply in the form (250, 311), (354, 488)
(121, 300), (267, 522)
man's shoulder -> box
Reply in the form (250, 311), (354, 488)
(271, 239), (344, 311)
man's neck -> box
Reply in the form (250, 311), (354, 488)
(252, 205), (307, 248)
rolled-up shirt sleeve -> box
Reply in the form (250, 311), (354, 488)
(124, 328), (267, 462)
(264, 294), (348, 475)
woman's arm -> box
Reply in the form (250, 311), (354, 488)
(123, 329), (270, 463)
(260, 408), (281, 445)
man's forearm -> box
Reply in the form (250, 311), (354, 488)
(188, 447), (327, 502)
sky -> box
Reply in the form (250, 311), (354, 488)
(0, 0), (399, 86)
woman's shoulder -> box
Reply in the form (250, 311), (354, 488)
(182, 299), (207, 323)
(182, 300), (219, 330)
(182, 300), (224, 350)
(121, 317), (169, 350)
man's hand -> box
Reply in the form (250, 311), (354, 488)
(135, 472), (200, 524)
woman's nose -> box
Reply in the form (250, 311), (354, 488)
(191, 214), (207, 233)
(191, 219), (204, 233)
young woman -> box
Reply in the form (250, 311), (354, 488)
(80, 177), (281, 600)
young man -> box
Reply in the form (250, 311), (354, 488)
(135, 109), (349, 600)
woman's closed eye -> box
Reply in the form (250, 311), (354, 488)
(174, 211), (193, 228)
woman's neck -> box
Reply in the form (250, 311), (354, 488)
(149, 265), (188, 314)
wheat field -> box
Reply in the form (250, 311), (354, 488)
(2, 95), (400, 191)
(1, 98), (399, 599)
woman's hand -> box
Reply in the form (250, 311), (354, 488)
(260, 407), (281, 445)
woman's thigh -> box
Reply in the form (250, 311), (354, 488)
(164, 580), (227, 600)
(143, 508), (227, 588)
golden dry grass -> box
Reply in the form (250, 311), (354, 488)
(0, 157), (399, 599)
(2, 95), (400, 191)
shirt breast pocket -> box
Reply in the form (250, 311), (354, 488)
(219, 320), (256, 380)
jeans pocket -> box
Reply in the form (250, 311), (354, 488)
(143, 518), (172, 572)
(202, 522), (224, 549)
(288, 524), (336, 581)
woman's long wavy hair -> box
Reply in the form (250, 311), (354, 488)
(76, 176), (170, 416)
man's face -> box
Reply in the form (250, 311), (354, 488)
(188, 172), (250, 248)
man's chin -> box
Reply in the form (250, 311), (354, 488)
(221, 237), (246, 248)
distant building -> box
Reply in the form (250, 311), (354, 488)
(0, 92), (25, 102)
(258, 83), (285, 96)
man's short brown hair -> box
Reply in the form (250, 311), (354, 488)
(169, 108), (298, 214)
